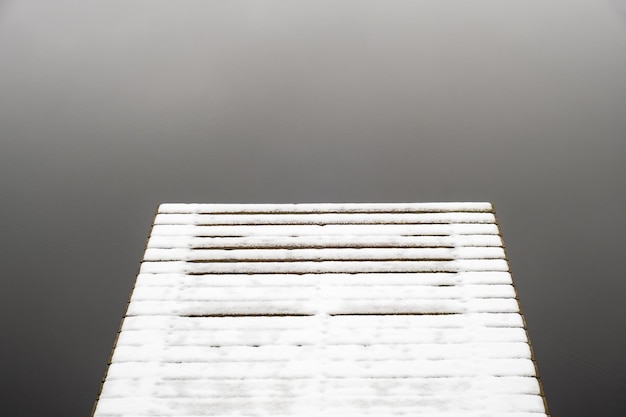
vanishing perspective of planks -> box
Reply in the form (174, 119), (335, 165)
(92, 202), (549, 417)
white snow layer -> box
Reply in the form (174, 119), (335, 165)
(93, 203), (547, 417)
(158, 202), (494, 213)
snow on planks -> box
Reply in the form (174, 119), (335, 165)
(92, 202), (548, 417)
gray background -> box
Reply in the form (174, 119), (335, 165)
(1, 1), (625, 416)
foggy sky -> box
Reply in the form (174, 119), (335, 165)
(1, 1), (626, 416)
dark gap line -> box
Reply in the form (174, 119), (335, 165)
(183, 233), (500, 238)
(329, 312), (462, 316)
(112, 356), (530, 366)
(134, 284), (497, 287)
(160, 376), (314, 381)
(186, 271), (459, 275)
(404, 233), (496, 237)
(188, 222), (494, 226)
(190, 245), (457, 250)
(144, 257), (503, 262)
(185, 258), (455, 263)
(193, 234), (453, 238)
(147, 246), (501, 250)
(178, 311), (460, 316)
(116, 343), (317, 347)
(158, 375), (509, 382)
(130, 284), (475, 288)
(145, 258), (505, 264)
(193, 235), (244, 238)
(129, 342), (521, 349)
(179, 210), (493, 215)
(182, 313), (314, 318)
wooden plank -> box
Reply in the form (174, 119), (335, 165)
(121, 315), (315, 331)
(110, 343), (531, 364)
(104, 358), (536, 379)
(326, 312), (524, 328)
(153, 212), (496, 225)
(146, 234), (504, 249)
(139, 259), (509, 274)
(149, 223), (500, 237)
(99, 376), (540, 397)
(125, 298), (519, 317)
(143, 247), (505, 262)
(120, 313), (524, 331)
(129, 284), (516, 303)
(94, 396), (543, 416)
(158, 202), (493, 214)
(134, 272), (514, 287)
(120, 313), (524, 330)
